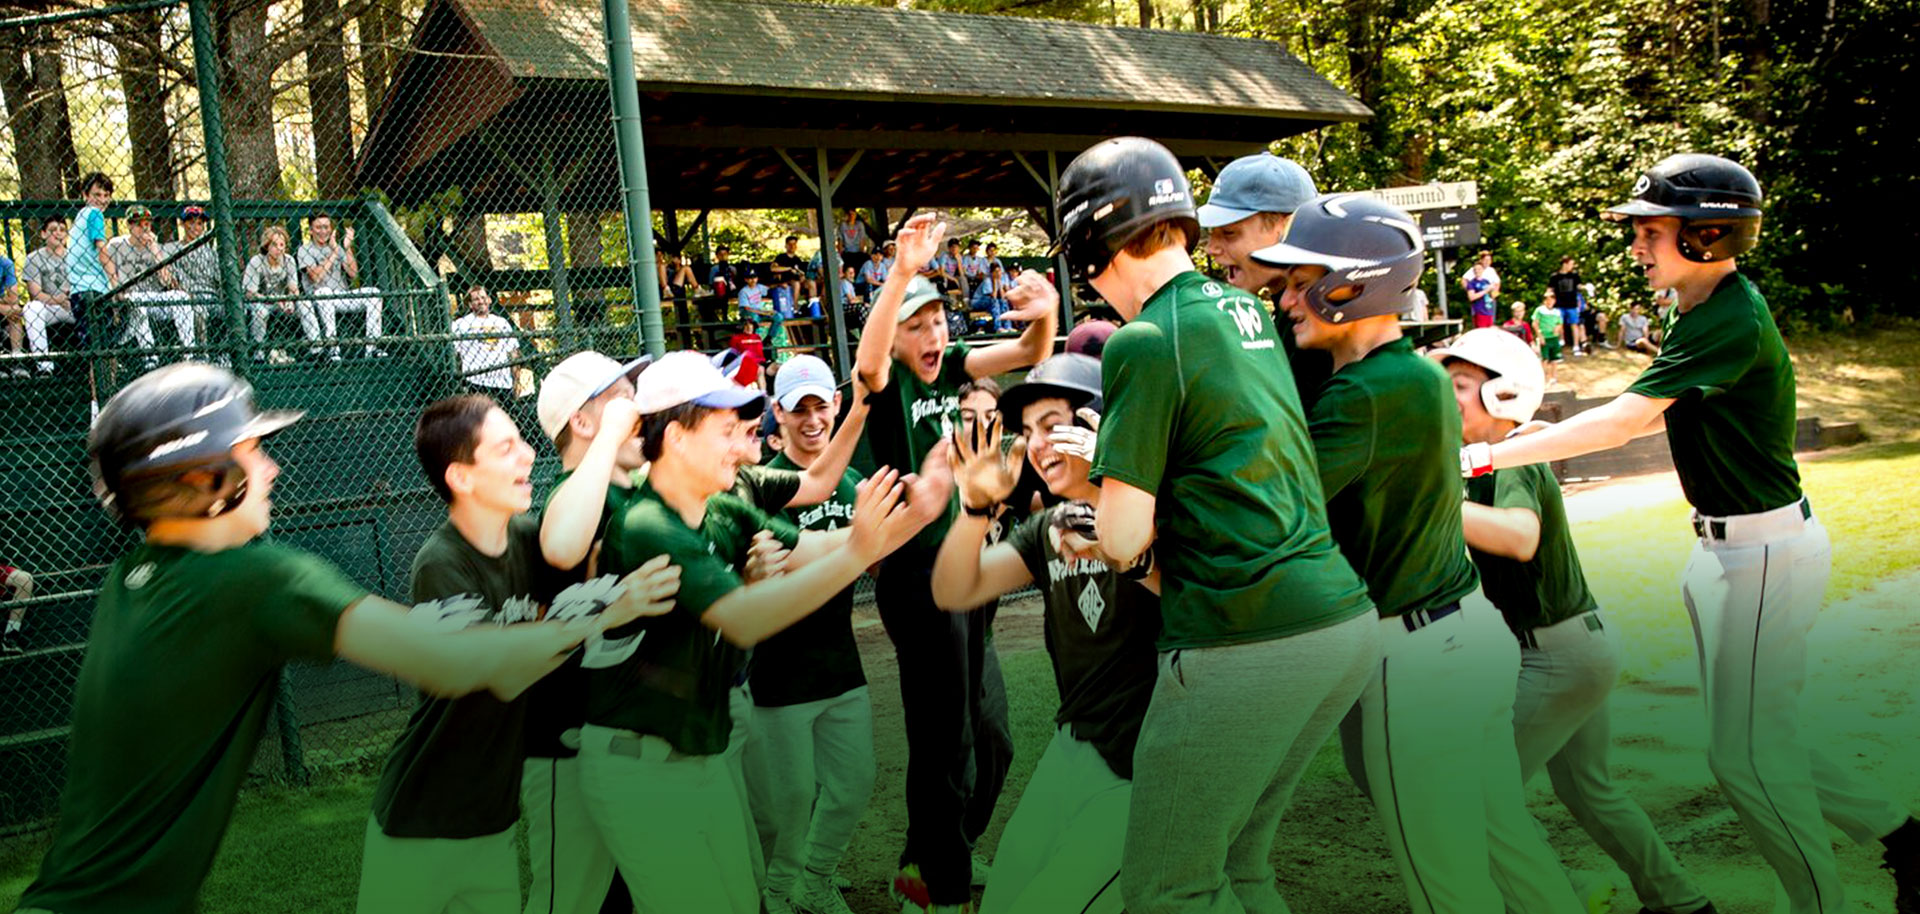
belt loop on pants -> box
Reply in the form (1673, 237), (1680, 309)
(1401, 602), (1462, 633)
(1691, 497), (1812, 546)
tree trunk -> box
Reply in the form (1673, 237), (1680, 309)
(0, 48), (59, 200)
(358, 0), (397, 118)
(219, 0), (284, 198)
(568, 211), (605, 322)
(1137, 0), (1153, 28)
(117, 7), (178, 206)
(305, 0), (357, 198)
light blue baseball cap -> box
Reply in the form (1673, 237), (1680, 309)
(1196, 154), (1318, 228)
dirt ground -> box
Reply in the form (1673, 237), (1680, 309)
(830, 478), (1920, 914)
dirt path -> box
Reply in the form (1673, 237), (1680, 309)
(833, 547), (1920, 912)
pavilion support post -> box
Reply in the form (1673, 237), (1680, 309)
(602, 0), (664, 358)
(1048, 150), (1074, 330)
(537, 150), (575, 339)
(815, 148), (850, 375)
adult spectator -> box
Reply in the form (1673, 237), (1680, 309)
(981, 242), (1003, 276)
(971, 261), (1013, 332)
(0, 248), (19, 370)
(1547, 257), (1583, 350)
(64, 172), (119, 348)
(297, 212), (385, 359)
(1, 562), (29, 657)
(450, 285), (523, 399)
(1464, 260), (1498, 328)
(162, 206), (222, 350)
(769, 235), (811, 304)
(245, 225), (323, 359)
(1404, 286), (1431, 322)
(1462, 249), (1501, 299)
(103, 206), (177, 354)
(836, 210), (870, 266)
(1618, 301), (1658, 355)
(22, 215), (74, 374)
(1501, 302), (1536, 347)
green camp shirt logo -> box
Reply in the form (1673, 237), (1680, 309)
(125, 562), (156, 590)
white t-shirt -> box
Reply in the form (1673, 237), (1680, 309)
(1462, 264), (1500, 292)
(450, 312), (519, 389)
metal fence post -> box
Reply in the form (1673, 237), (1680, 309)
(187, 0), (249, 372)
(602, 0), (663, 358)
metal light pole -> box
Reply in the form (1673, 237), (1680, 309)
(601, 0), (663, 357)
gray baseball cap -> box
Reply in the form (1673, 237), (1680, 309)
(1196, 154), (1318, 228)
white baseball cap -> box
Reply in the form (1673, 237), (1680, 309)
(773, 355), (836, 411)
(536, 351), (649, 441)
(634, 350), (764, 416)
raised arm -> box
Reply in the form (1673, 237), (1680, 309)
(1461, 500), (1542, 562)
(540, 397), (642, 570)
(854, 214), (947, 392)
(963, 271), (1058, 378)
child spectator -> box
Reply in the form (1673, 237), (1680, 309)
(297, 212), (385, 359)
(245, 225), (324, 359)
(1465, 261), (1497, 328)
(63, 173), (117, 348)
(1619, 301), (1658, 355)
(1501, 301), (1536, 346)
(858, 250), (888, 301)
(103, 205), (181, 353)
(727, 317), (768, 389)
(22, 214), (74, 374)
(0, 250), (20, 367)
(970, 262), (1013, 332)
(709, 244), (741, 298)
(1531, 291), (1564, 386)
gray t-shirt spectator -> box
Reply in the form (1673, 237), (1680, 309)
(22, 247), (69, 300)
(1620, 311), (1651, 346)
(295, 241), (352, 292)
(244, 254), (301, 299)
(163, 239), (221, 296)
(104, 236), (170, 295)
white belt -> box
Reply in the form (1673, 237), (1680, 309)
(1691, 497), (1811, 548)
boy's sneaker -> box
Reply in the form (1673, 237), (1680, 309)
(970, 853), (991, 888)
(890, 865), (930, 910)
(1883, 817), (1920, 914)
(793, 871), (855, 914)
(762, 889), (797, 914)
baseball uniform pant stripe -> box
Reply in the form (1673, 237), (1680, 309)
(577, 724), (758, 914)
(1121, 610), (1380, 914)
(520, 755), (618, 914)
(980, 727), (1127, 914)
(1340, 597), (1584, 914)
(354, 817), (519, 914)
(1682, 516), (1908, 914)
(1513, 610), (1708, 913)
(745, 687), (878, 897)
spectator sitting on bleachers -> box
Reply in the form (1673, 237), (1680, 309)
(961, 239), (988, 293)
(1619, 301), (1658, 356)
(161, 206), (221, 350)
(878, 239), (897, 278)
(726, 316), (768, 389)
(738, 269), (789, 353)
(297, 212), (386, 360)
(1, 562), (30, 656)
(658, 249), (697, 301)
(451, 284), (523, 398)
(0, 249), (20, 370)
(63, 173), (117, 351)
(839, 263), (862, 306)
(926, 238), (962, 293)
(982, 241), (1004, 276)
(103, 205), (181, 356)
(708, 243), (741, 298)
(22, 214), (73, 375)
(971, 260), (1013, 332)
(245, 225), (323, 361)
(858, 249), (887, 301)
(769, 234), (812, 305)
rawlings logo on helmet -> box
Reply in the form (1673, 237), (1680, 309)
(1632, 174), (1652, 196)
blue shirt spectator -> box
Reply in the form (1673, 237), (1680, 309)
(737, 276), (770, 316)
(66, 205), (111, 294)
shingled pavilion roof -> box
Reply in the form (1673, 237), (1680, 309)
(355, 0), (1369, 211)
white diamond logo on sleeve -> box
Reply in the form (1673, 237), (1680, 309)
(548, 575), (626, 623)
(407, 594), (491, 632)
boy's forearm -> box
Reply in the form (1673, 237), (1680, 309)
(931, 513), (993, 609)
(704, 551), (868, 647)
(541, 444), (624, 568)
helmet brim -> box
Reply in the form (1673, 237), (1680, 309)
(1196, 202), (1262, 229)
(1248, 241), (1375, 271)
(1601, 199), (1680, 222)
(233, 408), (305, 445)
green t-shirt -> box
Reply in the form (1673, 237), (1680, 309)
(749, 453), (867, 707)
(371, 514), (560, 839)
(21, 543), (366, 914)
(1279, 313), (1333, 416)
(586, 483), (800, 754)
(731, 463), (803, 515)
(1005, 508), (1161, 779)
(1465, 463), (1597, 633)
(1532, 304), (1563, 337)
(1626, 272), (1802, 516)
(864, 339), (971, 552)
(523, 469), (641, 760)
(1309, 337), (1480, 618)
(1091, 270), (1373, 649)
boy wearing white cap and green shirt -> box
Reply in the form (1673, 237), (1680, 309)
(746, 354), (876, 914)
(528, 349), (653, 914)
(1195, 151), (1333, 411)
(853, 213), (1056, 913)
(578, 351), (933, 914)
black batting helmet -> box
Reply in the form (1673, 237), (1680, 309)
(89, 362), (304, 524)
(1250, 193), (1425, 324)
(1050, 137), (1200, 282)
(1603, 153), (1763, 263)
(998, 353), (1104, 428)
